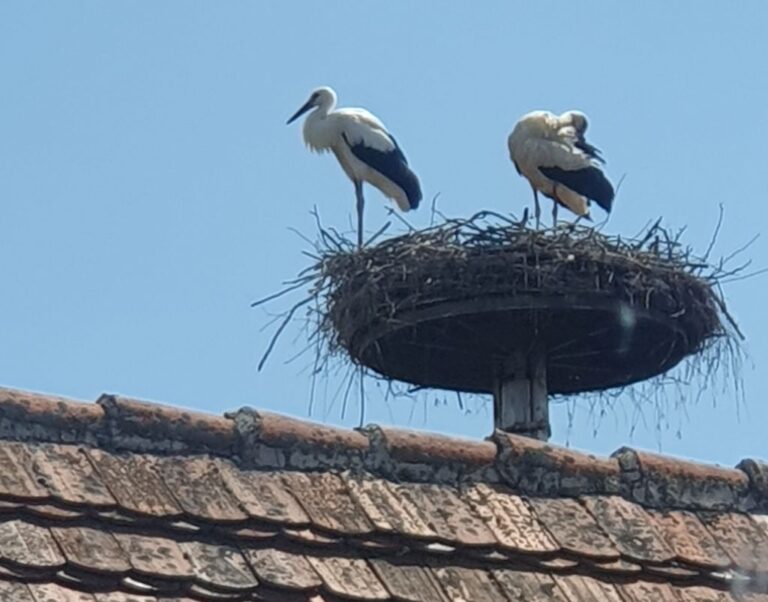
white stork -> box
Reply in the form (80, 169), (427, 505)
(287, 86), (422, 247)
(508, 110), (614, 226)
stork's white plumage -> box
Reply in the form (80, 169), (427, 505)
(508, 110), (614, 226)
(287, 86), (422, 247)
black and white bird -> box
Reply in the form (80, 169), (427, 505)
(508, 110), (614, 226)
(287, 86), (422, 247)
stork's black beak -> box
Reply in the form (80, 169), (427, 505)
(286, 99), (314, 125)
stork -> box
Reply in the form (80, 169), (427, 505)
(287, 86), (422, 247)
(508, 110), (614, 226)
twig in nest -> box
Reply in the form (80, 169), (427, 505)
(257, 296), (313, 371)
(703, 204), (724, 262)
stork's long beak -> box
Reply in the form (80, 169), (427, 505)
(286, 99), (314, 125)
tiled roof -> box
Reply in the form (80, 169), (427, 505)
(0, 387), (766, 601)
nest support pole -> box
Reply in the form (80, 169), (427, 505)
(493, 343), (550, 440)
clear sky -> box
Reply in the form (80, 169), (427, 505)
(1, 2), (766, 466)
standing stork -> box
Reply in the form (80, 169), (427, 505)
(508, 110), (614, 226)
(287, 86), (422, 247)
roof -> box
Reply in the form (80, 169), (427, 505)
(0, 387), (766, 601)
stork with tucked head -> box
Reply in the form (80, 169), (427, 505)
(287, 86), (422, 247)
(508, 110), (614, 226)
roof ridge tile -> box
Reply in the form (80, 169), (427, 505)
(1, 386), (767, 514)
(227, 407), (369, 471)
(613, 447), (753, 512)
(492, 430), (621, 496)
(0, 388), (104, 445)
(97, 394), (237, 455)
(737, 458), (768, 511)
(359, 425), (497, 484)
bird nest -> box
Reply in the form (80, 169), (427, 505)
(298, 212), (741, 396)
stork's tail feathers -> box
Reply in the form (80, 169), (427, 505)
(403, 170), (422, 210)
(344, 133), (422, 211)
(539, 166), (614, 213)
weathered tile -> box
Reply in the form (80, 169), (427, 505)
(0, 519), (65, 568)
(584, 558), (642, 575)
(645, 564), (702, 580)
(618, 448), (748, 510)
(619, 580), (683, 602)
(165, 520), (200, 534)
(245, 548), (321, 591)
(180, 541), (257, 592)
(158, 456), (247, 523)
(754, 514), (768, 538)
(530, 556), (579, 571)
(0, 388), (104, 445)
(96, 510), (143, 527)
(0, 563), (49, 582)
(492, 569), (568, 601)
(419, 542), (456, 555)
(528, 497), (619, 560)
(466, 548), (512, 563)
(398, 482), (496, 547)
(26, 504), (83, 520)
(52, 569), (119, 593)
(699, 512), (768, 572)
(739, 459), (768, 509)
(433, 566), (506, 601)
(30, 444), (115, 507)
(121, 575), (159, 594)
(369, 559), (449, 602)
(0, 581), (34, 602)
(98, 394), (236, 456)
(216, 463), (309, 526)
(281, 472), (372, 536)
(377, 426), (496, 466)
(52, 526), (131, 575)
(673, 585), (736, 601)
(87, 449), (182, 518)
(735, 591), (768, 602)
(345, 477), (437, 539)
(553, 574), (626, 602)
(582, 495), (674, 563)
(0, 442), (48, 501)
(496, 433), (620, 496)
(307, 556), (389, 600)
(27, 583), (97, 602)
(114, 532), (194, 580)
(187, 584), (243, 599)
(224, 525), (279, 541)
(351, 536), (403, 553)
(252, 410), (370, 453)
(93, 594), (158, 602)
(464, 483), (559, 553)
(652, 510), (731, 569)
(0, 500), (20, 512)
(282, 527), (340, 546)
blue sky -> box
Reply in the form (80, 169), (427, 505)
(1, 2), (766, 465)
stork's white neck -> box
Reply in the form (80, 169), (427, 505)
(314, 93), (336, 118)
(303, 99), (337, 151)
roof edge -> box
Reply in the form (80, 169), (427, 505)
(0, 386), (764, 512)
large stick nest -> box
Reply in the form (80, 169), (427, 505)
(303, 212), (741, 396)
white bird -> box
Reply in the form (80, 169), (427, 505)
(287, 86), (422, 247)
(508, 110), (614, 226)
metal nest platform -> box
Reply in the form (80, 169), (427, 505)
(317, 214), (737, 400)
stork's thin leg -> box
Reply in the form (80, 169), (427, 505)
(531, 186), (541, 229)
(354, 181), (364, 248)
(552, 201), (558, 226)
